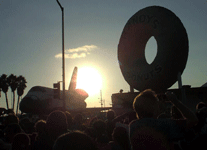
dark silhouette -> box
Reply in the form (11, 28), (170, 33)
(0, 89), (203, 150)
(130, 89), (198, 149)
(111, 127), (131, 150)
(19, 117), (34, 134)
(7, 74), (18, 111)
(33, 119), (47, 150)
(53, 131), (98, 150)
(16, 75), (27, 114)
(92, 119), (109, 148)
(34, 119), (46, 140)
(12, 133), (30, 150)
(4, 113), (19, 127)
(106, 110), (116, 141)
(0, 74), (9, 109)
(4, 123), (23, 143)
(65, 111), (73, 130)
(194, 102), (207, 134)
(45, 110), (68, 149)
(71, 113), (84, 131)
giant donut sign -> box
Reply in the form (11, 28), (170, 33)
(118, 6), (189, 92)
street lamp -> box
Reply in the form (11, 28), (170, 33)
(56, 0), (66, 110)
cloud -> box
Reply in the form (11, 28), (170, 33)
(67, 45), (98, 53)
(55, 45), (98, 59)
(65, 53), (86, 59)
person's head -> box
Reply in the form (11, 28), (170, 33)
(12, 133), (30, 150)
(112, 127), (130, 150)
(4, 123), (23, 143)
(34, 119), (46, 134)
(92, 119), (106, 135)
(106, 110), (115, 121)
(196, 102), (207, 119)
(73, 113), (83, 124)
(4, 114), (19, 126)
(171, 106), (183, 119)
(46, 110), (67, 136)
(89, 117), (98, 127)
(19, 117), (34, 134)
(133, 89), (160, 119)
(65, 111), (73, 129)
(19, 117), (30, 124)
(196, 102), (206, 110)
(128, 111), (137, 123)
(53, 131), (97, 150)
(84, 127), (97, 140)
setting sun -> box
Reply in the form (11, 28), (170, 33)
(76, 67), (102, 96)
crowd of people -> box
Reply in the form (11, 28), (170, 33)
(0, 89), (207, 150)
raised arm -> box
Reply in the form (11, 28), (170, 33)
(166, 92), (198, 129)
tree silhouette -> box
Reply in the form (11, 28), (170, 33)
(8, 74), (18, 111)
(0, 74), (9, 109)
(16, 75), (27, 114)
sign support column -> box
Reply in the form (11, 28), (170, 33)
(56, 0), (66, 110)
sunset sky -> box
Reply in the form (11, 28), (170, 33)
(0, 0), (206, 109)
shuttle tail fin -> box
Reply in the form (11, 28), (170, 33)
(68, 66), (78, 91)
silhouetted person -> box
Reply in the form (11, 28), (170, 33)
(171, 105), (184, 120)
(84, 127), (97, 141)
(101, 127), (131, 150)
(34, 120), (46, 141)
(127, 111), (137, 124)
(93, 119), (109, 148)
(4, 114), (19, 127)
(107, 110), (116, 122)
(65, 111), (73, 130)
(106, 110), (116, 141)
(44, 110), (68, 150)
(32, 119), (47, 150)
(196, 102), (206, 110)
(53, 131), (98, 150)
(71, 113), (83, 131)
(194, 102), (207, 134)
(19, 117), (34, 134)
(130, 89), (198, 149)
(12, 133), (30, 150)
(4, 123), (23, 143)
(89, 117), (98, 127)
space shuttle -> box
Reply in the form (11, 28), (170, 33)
(19, 67), (89, 114)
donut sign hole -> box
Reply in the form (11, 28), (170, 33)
(145, 36), (158, 65)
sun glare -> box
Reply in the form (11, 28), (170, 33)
(76, 67), (102, 96)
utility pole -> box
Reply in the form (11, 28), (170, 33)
(100, 90), (103, 108)
(177, 72), (186, 104)
(56, 0), (66, 110)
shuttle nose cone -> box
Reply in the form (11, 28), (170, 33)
(19, 96), (46, 114)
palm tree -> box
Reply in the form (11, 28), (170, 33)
(0, 76), (2, 102)
(16, 75), (27, 114)
(8, 74), (18, 111)
(0, 74), (9, 109)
